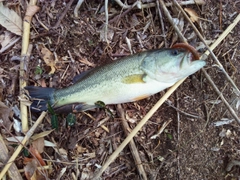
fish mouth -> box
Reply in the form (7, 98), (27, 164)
(180, 52), (191, 68)
(180, 52), (206, 70)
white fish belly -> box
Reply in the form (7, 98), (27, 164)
(63, 79), (175, 106)
(102, 80), (175, 105)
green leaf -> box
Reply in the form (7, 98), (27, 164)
(51, 114), (58, 130)
(34, 66), (43, 75)
(95, 101), (114, 117)
(167, 133), (173, 140)
(23, 148), (30, 157)
(95, 101), (106, 108)
(66, 113), (76, 126)
(47, 102), (55, 115)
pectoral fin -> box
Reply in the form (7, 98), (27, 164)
(74, 103), (97, 112)
(122, 74), (145, 84)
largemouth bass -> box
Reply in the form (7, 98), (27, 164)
(25, 48), (205, 112)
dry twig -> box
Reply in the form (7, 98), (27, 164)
(156, 0), (167, 47)
(114, 0), (205, 9)
(20, 0), (39, 133)
(117, 104), (148, 180)
(53, 0), (75, 28)
(74, 0), (84, 17)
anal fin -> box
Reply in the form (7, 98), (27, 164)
(132, 94), (150, 101)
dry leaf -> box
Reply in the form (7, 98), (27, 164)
(31, 129), (55, 141)
(29, 146), (46, 166)
(39, 45), (56, 74)
(0, 101), (13, 130)
(32, 137), (45, 154)
(76, 144), (88, 153)
(24, 157), (46, 180)
(0, 31), (12, 49)
(0, 2), (22, 36)
(0, 135), (23, 180)
(184, 8), (199, 23)
(24, 159), (38, 180)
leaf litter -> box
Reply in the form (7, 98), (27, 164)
(0, 0), (240, 179)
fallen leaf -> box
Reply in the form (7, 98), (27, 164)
(0, 2), (22, 36)
(23, 147), (48, 179)
(39, 45), (56, 74)
(31, 129), (55, 141)
(24, 159), (38, 180)
(29, 146), (46, 166)
(32, 137), (45, 154)
(184, 8), (199, 23)
(0, 101), (13, 130)
(0, 135), (23, 179)
(0, 31), (12, 49)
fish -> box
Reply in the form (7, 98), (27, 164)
(25, 48), (206, 113)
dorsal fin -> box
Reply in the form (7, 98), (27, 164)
(72, 69), (93, 83)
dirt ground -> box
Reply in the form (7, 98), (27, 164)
(0, 0), (240, 179)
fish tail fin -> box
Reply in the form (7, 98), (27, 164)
(25, 86), (55, 112)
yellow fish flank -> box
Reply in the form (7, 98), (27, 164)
(25, 48), (205, 112)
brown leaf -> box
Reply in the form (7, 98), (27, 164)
(32, 137), (45, 154)
(0, 2), (22, 36)
(184, 8), (199, 23)
(39, 45), (56, 74)
(24, 158), (46, 180)
(0, 101), (13, 130)
(24, 159), (38, 180)
(29, 146), (46, 166)
(0, 31), (13, 50)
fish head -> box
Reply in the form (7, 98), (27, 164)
(141, 48), (206, 83)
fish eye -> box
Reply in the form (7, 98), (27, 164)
(171, 49), (179, 56)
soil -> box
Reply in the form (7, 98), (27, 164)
(0, 0), (240, 179)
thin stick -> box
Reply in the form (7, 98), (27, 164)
(0, 37), (21, 54)
(150, 119), (172, 140)
(114, 0), (205, 9)
(0, 111), (47, 179)
(201, 69), (240, 124)
(104, 0), (109, 44)
(53, 0), (75, 28)
(117, 104), (148, 180)
(159, 0), (187, 43)
(156, 0), (167, 47)
(74, 0), (84, 18)
(20, 0), (39, 133)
